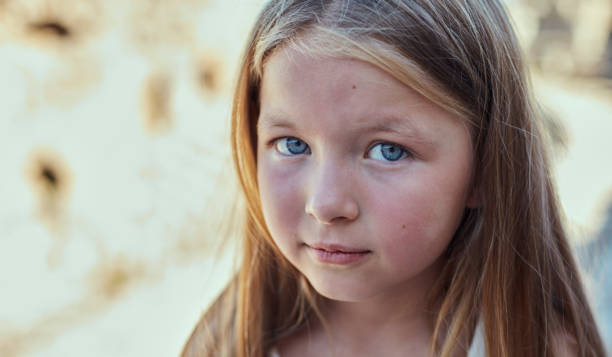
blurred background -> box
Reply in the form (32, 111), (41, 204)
(0, 0), (610, 355)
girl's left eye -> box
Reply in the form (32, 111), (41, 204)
(274, 137), (310, 156)
(367, 142), (409, 162)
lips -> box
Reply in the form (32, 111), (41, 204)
(307, 243), (370, 254)
(305, 243), (371, 265)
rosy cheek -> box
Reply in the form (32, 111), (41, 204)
(371, 184), (454, 265)
(383, 209), (431, 255)
(258, 162), (303, 241)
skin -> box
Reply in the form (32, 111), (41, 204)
(256, 47), (477, 356)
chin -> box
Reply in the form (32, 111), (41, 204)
(307, 276), (374, 302)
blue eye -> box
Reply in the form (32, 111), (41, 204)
(275, 137), (310, 155)
(367, 142), (408, 162)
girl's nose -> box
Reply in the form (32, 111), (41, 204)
(304, 162), (359, 225)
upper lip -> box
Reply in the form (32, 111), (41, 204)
(306, 243), (370, 253)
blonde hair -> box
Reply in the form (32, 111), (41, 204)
(182, 1), (605, 356)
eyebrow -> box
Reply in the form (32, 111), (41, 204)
(257, 113), (296, 131)
(258, 112), (430, 143)
(358, 116), (420, 136)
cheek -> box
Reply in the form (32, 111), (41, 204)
(368, 172), (468, 269)
(257, 160), (303, 246)
(375, 196), (446, 266)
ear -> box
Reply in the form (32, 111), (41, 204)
(466, 183), (482, 208)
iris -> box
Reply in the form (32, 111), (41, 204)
(276, 137), (310, 155)
(368, 143), (407, 162)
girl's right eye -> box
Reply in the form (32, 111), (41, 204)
(274, 137), (310, 156)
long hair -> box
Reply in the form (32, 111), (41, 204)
(182, 1), (605, 356)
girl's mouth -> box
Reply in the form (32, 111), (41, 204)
(305, 243), (371, 265)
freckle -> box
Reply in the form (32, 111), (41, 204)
(352, 84), (356, 89)
(402, 224), (406, 229)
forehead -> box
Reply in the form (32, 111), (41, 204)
(261, 47), (409, 100)
(258, 48), (464, 137)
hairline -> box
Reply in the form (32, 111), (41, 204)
(253, 26), (477, 128)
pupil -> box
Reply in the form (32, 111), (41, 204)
(288, 138), (305, 154)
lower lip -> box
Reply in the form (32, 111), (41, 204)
(307, 246), (371, 265)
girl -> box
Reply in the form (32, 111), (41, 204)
(183, 0), (606, 356)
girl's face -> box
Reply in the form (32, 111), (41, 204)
(256, 48), (476, 302)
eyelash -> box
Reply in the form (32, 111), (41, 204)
(270, 136), (412, 162)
